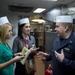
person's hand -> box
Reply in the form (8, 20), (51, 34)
(14, 52), (23, 56)
(30, 47), (35, 52)
(37, 51), (48, 60)
(29, 47), (37, 54)
(54, 49), (64, 62)
(13, 55), (25, 62)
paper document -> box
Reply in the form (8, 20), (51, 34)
(20, 47), (30, 65)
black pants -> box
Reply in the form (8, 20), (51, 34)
(15, 62), (34, 75)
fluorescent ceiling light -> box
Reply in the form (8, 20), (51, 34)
(32, 19), (45, 23)
(43, 0), (57, 1)
(68, 7), (75, 11)
(33, 8), (46, 13)
(68, 7), (75, 14)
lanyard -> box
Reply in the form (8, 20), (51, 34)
(24, 39), (29, 48)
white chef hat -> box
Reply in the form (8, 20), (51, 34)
(19, 18), (30, 25)
(0, 16), (9, 26)
(56, 15), (73, 23)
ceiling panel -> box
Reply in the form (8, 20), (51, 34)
(0, 0), (75, 16)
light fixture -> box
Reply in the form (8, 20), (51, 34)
(33, 8), (46, 13)
(68, 7), (75, 11)
(68, 7), (75, 14)
(32, 19), (45, 23)
(43, 0), (57, 1)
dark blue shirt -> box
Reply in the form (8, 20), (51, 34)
(47, 32), (75, 75)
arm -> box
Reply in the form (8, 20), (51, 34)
(0, 55), (24, 70)
(29, 36), (36, 54)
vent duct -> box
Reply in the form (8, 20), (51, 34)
(8, 5), (34, 13)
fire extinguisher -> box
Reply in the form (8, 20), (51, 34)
(45, 64), (52, 75)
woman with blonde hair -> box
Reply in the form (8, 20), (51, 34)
(0, 16), (24, 75)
